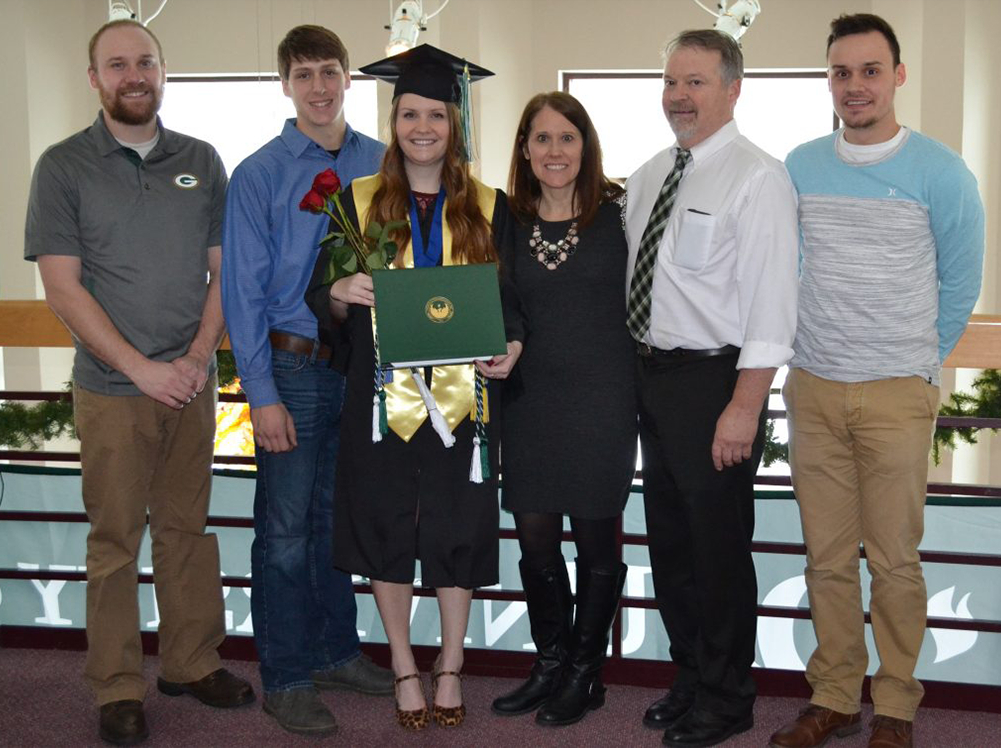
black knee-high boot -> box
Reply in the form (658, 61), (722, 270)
(535, 558), (627, 726)
(492, 560), (573, 715)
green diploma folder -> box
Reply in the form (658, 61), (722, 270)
(371, 263), (508, 368)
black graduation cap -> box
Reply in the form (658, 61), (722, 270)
(359, 43), (494, 103)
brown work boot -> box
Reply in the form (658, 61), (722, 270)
(868, 715), (913, 748)
(769, 704), (862, 747)
(98, 700), (148, 746)
(157, 668), (255, 708)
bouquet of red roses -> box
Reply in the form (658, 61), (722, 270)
(299, 168), (405, 282)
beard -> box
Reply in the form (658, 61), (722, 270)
(667, 110), (697, 144)
(99, 82), (163, 127)
(840, 111), (878, 131)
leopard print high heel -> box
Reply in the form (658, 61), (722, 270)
(394, 673), (430, 730)
(431, 654), (466, 728)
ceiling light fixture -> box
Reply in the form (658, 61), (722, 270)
(108, 0), (136, 20)
(385, 0), (451, 56)
(107, 0), (169, 24)
(692, 0), (762, 43)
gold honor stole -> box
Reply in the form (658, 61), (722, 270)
(352, 174), (497, 442)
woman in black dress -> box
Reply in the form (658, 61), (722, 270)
(306, 46), (521, 731)
(491, 92), (637, 727)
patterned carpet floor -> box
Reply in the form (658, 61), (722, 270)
(2, 648), (999, 747)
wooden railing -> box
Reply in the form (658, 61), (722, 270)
(0, 300), (232, 350)
(4, 299), (1000, 365)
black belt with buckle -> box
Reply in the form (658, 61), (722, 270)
(269, 331), (332, 360)
(636, 342), (740, 360)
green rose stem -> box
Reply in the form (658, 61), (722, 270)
(324, 192), (373, 275)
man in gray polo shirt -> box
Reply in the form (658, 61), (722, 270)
(25, 19), (253, 746)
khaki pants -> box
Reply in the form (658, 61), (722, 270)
(783, 368), (938, 721)
(74, 378), (224, 705)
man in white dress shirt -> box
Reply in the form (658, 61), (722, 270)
(624, 29), (799, 747)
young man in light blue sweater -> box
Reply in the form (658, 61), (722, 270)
(771, 13), (984, 748)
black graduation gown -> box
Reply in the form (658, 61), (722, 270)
(305, 184), (520, 588)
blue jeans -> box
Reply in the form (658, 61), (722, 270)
(251, 348), (360, 692)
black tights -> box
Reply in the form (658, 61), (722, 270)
(514, 511), (620, 573)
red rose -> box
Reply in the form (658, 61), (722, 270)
(299, 189), (325, 213)
(312, 168), (341, 198)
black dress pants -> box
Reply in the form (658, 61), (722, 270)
(636, 351), (765, 719)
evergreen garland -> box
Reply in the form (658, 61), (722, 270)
(932, 368), (1001, 464)
(762, 418), (788, 467)
(6, 357), (995, 464)
(0, 387), (74, 449)
(216, 349), (238, 389)
(0, 351), (241, 450)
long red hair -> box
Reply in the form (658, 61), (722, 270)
(368, 99), (496, 267)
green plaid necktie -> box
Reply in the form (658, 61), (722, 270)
(627, 149), (692, 340)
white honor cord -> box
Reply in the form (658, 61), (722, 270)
(371, 394), (383, 442)
(410, 368), (456, 448)
(469, 437), (483, 483)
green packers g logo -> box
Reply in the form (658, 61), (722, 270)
(425, 296), (454, 323)
(173, 173), (200, 189)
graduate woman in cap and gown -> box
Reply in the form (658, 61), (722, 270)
(305, 44), (521, 731)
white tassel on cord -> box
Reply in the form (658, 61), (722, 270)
(469, 436), (483, 483)
(371, 394), (383, 442)
(410, 369), (455, 447)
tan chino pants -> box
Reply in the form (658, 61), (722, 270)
(783, 368), (938, 721)
(74, 378), (225, 705)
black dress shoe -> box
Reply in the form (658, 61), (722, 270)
(99, 699), (149, 746)
(662, 708), (753, 747)
(157, 667), (255, 708)
(643, 687), (696, 729)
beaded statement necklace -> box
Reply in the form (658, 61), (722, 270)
(529, 220), (579, 270)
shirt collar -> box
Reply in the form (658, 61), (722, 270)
(280, 118), (358, 158)
(672, 118), (739, 167)
(91, 111), (125, 156)
(91, 110), (179, 158)
(154, 119), (182, 156)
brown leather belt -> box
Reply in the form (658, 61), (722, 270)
(269, 331), (332, 360)
(636, 342), (739, 360)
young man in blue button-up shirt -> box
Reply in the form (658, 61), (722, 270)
(221, 25), (388, 736)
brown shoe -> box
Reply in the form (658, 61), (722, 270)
(157, 667), (255, 708)
(868, 715), (913, 748)
(98, 699), (149, 746)
(769, 704), (862, 747)
(394, 673), (430, 730)
(431, 654), (465, 728)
